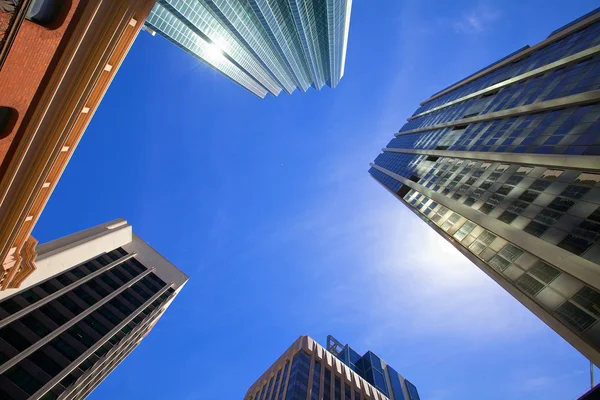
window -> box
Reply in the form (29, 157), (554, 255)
(561, 185), (590, 199)
(21, 289), (41, 304)
(59, 373), (77, 388)
(498, 211), (518, 224)
(516, 166), (533, 175)
(489, 255), (511, 272)
(488, 194), (504, 205)
(524, 221), (549, 237)
(4, 365), (42, 395)
(0, 325), (32, 351)
(70, 267), (85, 279)
(516, 274), (545, 296)
(57, 296), (83, 315)
(21, 314), (51, 338)
(535, 209), (563, 225)
(530, 179), (551, 191)
(540, 169), (563, 180)
(28, 350), (62, 376)
(40, 304), (68, 325)
(590, 208), (600, 223)
(555, 301), (596, 332)
(0, 107), (14, 137)
(84, 315), (110, 336)
(26, 0), (65, 26)
(463, 197), (476, 207)
(506, 175), (523, 185)
(110, 269), (129, 284)
(454, 221), (476, 241)
(469, 231), (496, 255)
(548, 197), (575, 212)
(50, 337), (79, 361)
(497, 185), (513, 195)
(499, 244), (523, 262)
(323, 367), (331, 400)
(557, 235), (593, 255)
(55, 275), (73, 288)
(88, 278), (109, 297)
(508, 200), (529, 214)
(519, 190), (539, 202)
(529, 261), (560, 284)
(39, 281), (58, 295)
(99, 275), (119, 291)
(406, 379), (421, 400)
(574, 173), (600, 187)
(73, 287), (96, 306)
(572, 287), (600, 316)
(67, 325), (94, 347)
(441, 213), (461, 231)
(479, 203), (494, 214)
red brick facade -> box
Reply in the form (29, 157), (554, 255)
(0, 1), (81, 174)
(0, 0), (156, 290)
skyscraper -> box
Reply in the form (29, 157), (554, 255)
(0, 218), (188, 400)
(245, 335), (418, 400)
(0, 0), (157, 292)
(369, 8), (600, 365)
(326, 336), (420, 400)
(145, 0), (353, 98)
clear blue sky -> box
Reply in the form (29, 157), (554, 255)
(33, 1), (599, 399)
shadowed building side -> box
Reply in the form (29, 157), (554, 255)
(0, 219), (188, 400)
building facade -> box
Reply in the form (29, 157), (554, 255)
(0, 219), (188, 400)
(145, 0), (353, 98)
(245, 335), (417, 400)
(326, 336), (419, 400)
(0, 0), (157, 292)
(369, 8), (600, 365)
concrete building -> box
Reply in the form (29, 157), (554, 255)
(245, 335), (418, 400)
(326, 336), (420, 400)
(145, 0), (353, 98)
(0, 0), (157, 292)
(0, 218), (188, 400)
(369, 8), (600, 364)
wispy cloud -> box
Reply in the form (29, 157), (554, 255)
(452, 5), (501, 34)
(267, 139), (542, 353)
(516, 369), (587, 394)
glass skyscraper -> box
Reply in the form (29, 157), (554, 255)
(0, 219), (188, 400)
(245, 335), (418, 400)
(326, 336), (420, 400)
(144, 0), (353, 98)
(370, 8), (600, 365)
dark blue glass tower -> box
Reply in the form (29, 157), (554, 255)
(369, 8), (600, 366)
(327, 336), (420, 400)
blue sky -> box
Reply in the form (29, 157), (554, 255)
(33, 1), (599, 399)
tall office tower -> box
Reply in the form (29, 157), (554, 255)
(369, 8), (600, 365)
(145, 0), (353, 98)
(326, 336), (420, 400)
(245, 335), (418, 400)
(0, 219), (188, 400)
(0, 0), (156, 291)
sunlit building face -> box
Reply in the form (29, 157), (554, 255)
(370, 9), (600, 365)
(145, 0), (353, 98)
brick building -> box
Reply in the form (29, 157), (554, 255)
(0, 0), (156, 290)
